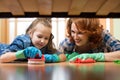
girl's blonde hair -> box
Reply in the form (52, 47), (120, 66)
(26, 18), (51, 34)
(26, 18), (57, 53)
(66, 18), (103, 48)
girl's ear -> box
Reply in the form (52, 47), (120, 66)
(29, 30), (33, 38)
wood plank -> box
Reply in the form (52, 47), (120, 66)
(19, 0), (38, 12)
(37, 0), (52, 15)
(0, 1), (10, 12)
(52, 0), (71, 12)
(68, 0), (88, 15)
(96, 0), (120, 15)
(2, 0), (24, 15)
(112, 4), (120, 13)
(83, 0), (106, 12)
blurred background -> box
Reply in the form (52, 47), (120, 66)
(0, 18), (120, 48)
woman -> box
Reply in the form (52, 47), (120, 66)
(59, 18), (120, 62)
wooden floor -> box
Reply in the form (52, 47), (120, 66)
(1, 0), (120, 18)
(0, 62), (120, 80)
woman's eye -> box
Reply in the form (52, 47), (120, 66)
(78, 31), (86, 34)
(71, 30), (75, 34)
(78, 32), (83, 34)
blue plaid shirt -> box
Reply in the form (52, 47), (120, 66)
(59, 30), (120, 54)
(0, 34), (59, 55)
(0, 34), (31, 55)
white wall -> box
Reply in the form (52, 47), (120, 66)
(113, 19), (120, 40)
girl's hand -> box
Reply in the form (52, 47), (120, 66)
(15, 47), (42, 59)
(23, 47), (42, 58)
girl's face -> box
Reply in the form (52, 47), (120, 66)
(30, 23), (51, 49)
(71, 23), (89, 47)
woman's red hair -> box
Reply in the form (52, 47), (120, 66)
(66, 18), (103, 47)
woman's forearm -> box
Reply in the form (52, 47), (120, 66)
(104, 51), (120, 61)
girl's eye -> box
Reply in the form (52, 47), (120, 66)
(45, 38), (49, 40)
(37, 35), (42, 38)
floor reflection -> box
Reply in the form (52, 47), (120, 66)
(0, 62), (120, 80)
(68, 63), (105, 80)
(0, 65), (28, 80)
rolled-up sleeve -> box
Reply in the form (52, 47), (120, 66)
(103, 30), (120, 51)
(58, 38), (75, 53)
(1, 34), (31, 54)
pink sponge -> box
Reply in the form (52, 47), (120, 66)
(28, 54), (45, 64)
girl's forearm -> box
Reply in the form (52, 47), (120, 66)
(59, 53), (66, 62)
(0, 52), (17, 63)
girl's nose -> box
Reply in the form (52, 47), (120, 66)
(40, 39), (45, 43)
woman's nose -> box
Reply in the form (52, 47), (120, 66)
(74, 33), (79, 39)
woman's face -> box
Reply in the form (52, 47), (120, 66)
(71, 23), (89, 47)
(30, 23), (51, 49)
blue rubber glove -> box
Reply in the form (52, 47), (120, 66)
(44, 54), (60, 63)
(69, 52), (105, 62)
(15, 47), (42, 59)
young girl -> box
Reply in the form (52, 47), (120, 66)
(0, 18), (66, 63)
(59, 18), (120, 62)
